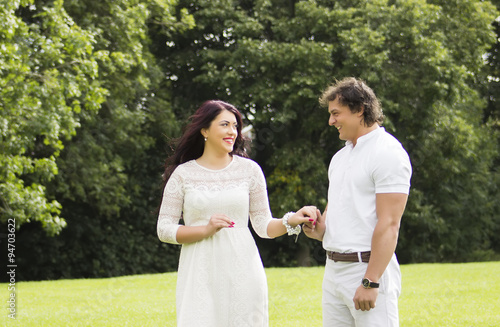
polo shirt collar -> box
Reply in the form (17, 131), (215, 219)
(346, 126), (384, 147)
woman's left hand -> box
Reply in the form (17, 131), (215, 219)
(288, 206), (318, 227)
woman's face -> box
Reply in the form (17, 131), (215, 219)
(201, 109), (238, 155)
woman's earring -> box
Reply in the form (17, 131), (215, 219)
(204, 137), (207, 142)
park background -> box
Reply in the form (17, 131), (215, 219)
(1, 0), (500, 283)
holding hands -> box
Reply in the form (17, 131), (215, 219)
(303, 206), (326, 241)
(204, 205), (325, 241)
(279, 206), (321, 241)
(286, 206), (320, 228)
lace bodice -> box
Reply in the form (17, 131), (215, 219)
(157, 155), (274, 244)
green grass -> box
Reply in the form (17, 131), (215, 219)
(2, 262), (499, 326)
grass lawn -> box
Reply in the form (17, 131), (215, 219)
(2, 261), (499, 326)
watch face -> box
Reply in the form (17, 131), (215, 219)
(362, 279), (370, 288)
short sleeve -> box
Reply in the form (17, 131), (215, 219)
(373, 144), (412, 194)
(248, 161), (273, 239)
(157, 168), (184, 244)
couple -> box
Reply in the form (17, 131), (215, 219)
(157, 77), (412, 327)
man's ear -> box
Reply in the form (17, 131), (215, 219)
(357, 105), (365, 117)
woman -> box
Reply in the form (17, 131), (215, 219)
(157, 100), (317, 327)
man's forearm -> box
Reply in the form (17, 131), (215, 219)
(364, 221), (399, 282)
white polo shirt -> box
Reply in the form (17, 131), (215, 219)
(323, 127), (412, 253)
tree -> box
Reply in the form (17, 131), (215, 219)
(8, 0), (195, 280)
(0, 0), (107, 234)
(158, 0), (499, 264)
(7, 0), (499, 280)
(483, 0), (500, 256)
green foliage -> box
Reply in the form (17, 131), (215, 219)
(3, 0), (500, 280)
(159, 0), (500, 265)
(5, 0), (191, 280)
(0, 0), (107, 234)
(484, 1), (500, 255)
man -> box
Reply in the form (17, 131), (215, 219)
(304, 77), (412, 326)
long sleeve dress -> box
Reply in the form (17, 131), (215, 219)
(157, 155), (274, 327)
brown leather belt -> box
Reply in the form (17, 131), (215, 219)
(327, 251), (371, 263)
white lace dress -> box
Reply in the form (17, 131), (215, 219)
(157, 155), (275, 327)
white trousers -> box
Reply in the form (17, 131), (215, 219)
(322, 254), (401, 327)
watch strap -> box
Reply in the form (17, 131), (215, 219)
(362, 278), (379, 289)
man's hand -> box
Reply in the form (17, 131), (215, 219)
(303, 207), (325, 241)
(353, 285), (379, 311)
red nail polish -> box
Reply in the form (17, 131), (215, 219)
(309, 219), (314, 222)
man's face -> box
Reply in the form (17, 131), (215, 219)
(328, 98), (363, 144)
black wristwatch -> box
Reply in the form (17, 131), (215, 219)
(362, 278), (379, 289)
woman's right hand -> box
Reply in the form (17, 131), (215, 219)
(205, 214), (235, 237)
(176, 214), (234, 244)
